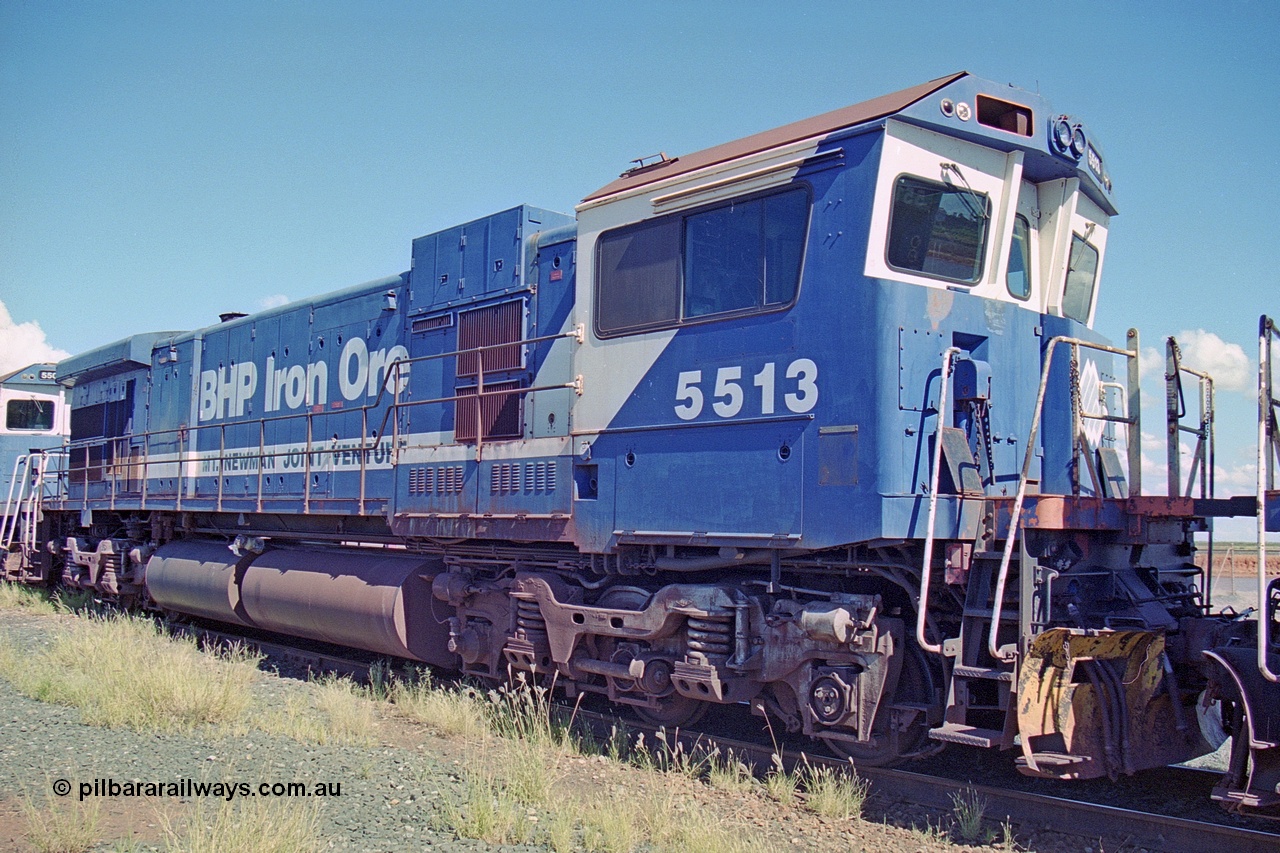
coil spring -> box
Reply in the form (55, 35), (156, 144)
(515, 599), (547, 642)
(686, 614), (733, 656)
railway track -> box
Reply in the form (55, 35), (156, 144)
(174, 618), (1280, 853)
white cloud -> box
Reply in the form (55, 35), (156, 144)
(0, 300), (71, 376)
(1138, 346), (1164, 382)
(1136, 433), (1218, 497)
(257, 294), (290, 311)
(1140, 329), (1253, 400)
(1170, 329), (1251, 393)
(1214, 460), (1257, 498)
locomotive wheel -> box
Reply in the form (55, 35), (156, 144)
(634, 693), (708, 728)
(822, 642), (936, 767)
(594, 585), (709, 729)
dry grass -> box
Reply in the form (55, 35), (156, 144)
(800, 761), (870, 820)
(439, 768), (537, 846)
(706, 748), (755, 793)
(162, 797), (323, 853)
(425, 676), (783, 853)
(950, 785), (989, 842)
(253, 675), (379, 746)
(21, 795), (103, 853)
(763, 754), (800, 806)
(0, 608), (384, 747)
(573, 783), (770, 853)
(0, 583), (101, 616)
(0, 582), (58, 614)
(0, 613), (260, 732)
(0, 607), (948, 852)
(385, 673), (491, 739)
(400, 672), (880, 850)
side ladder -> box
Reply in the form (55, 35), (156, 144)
(2, 451), (58, 582)
(921, 333), (1143, 750)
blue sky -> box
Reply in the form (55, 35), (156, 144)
(2, 1), (1277, 537)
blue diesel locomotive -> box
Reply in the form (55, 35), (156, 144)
(9, 72), (1279, 814)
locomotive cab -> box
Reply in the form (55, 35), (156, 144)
(1, 362), (67, 581)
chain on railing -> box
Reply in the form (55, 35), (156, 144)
(1165, 337), (1216, 500)
(988, 332), (1142, 661)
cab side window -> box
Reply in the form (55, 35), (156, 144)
(595, 186), (809, 337)
(1062, 234), (1099, 322)
(886, 175), (990, 284)
(1006, 215), (1032, 301)
(5, 399), (55, 431)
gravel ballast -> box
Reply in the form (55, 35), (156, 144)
(0, 610), (474, 852)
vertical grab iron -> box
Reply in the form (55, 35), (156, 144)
(1166, 335), (1216, 605)
(1258, 315), (1278, 683)
(989, 333), (1143, 661)
(917, 347), (961, 655)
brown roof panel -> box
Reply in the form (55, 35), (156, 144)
(582, 72), (969, 204)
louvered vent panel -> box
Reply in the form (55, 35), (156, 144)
(457, 300), (523, 377)
(411, 314), (454, 334)
(506, 461), (556, 493)
(455, 381), (522, 443)
(489, 463), (510, 494)
(439, 465), (463, 494)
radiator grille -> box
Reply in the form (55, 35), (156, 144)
(455, 381), (522, 443)
(457, 300), (523, 376)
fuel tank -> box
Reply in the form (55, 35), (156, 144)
(146, 540), (254, 627)
(146, 540), (456, 667)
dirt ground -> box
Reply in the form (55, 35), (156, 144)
(1194, 548), (1280, 577)
(1195, 547), (1278, 612)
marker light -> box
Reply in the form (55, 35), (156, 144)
(939, 98), (955, 118)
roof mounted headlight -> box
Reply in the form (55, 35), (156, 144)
(1052, 117), (1074, 153)
(1069, 126), (1087, 159)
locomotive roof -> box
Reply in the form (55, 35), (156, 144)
(582, 71), (968, 203)
(56, 332), (182, 386)
(0, 362), (59, 387)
